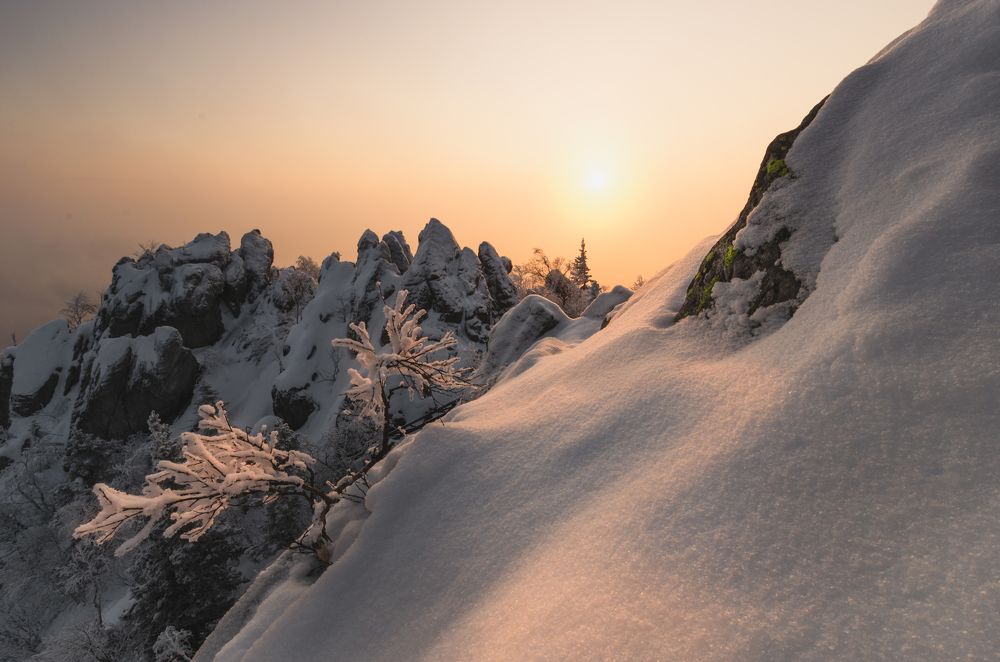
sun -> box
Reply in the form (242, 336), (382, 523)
(586, 169), (609, 193)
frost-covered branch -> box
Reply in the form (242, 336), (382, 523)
(332, 289), (469, 456)
(74, 402), (331, 557)
(75, 291), (470, 563)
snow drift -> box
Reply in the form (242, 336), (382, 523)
(212, 2), (1000, 659)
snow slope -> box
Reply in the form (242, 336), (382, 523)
(213, 1), (1000, 659)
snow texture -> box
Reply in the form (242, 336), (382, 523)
(210, 3), (1000, 659)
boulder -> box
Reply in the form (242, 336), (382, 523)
(73, 327), (200, 439)
(476, 295), (570, 382)
(8, 320), (70, 417)
(238, 229), (274, 295)
(350, 230), (401, 326)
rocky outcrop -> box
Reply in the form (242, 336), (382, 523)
(675, 97), (828, 321)
(11, 372), (59, 418)
(382, 231), (413, 275)
(96, 231), (274, 348)
(73, 327), (199, 439)
(350, 230), (403, 326)
(0, 352), (12, 429)
(273, 219), (521, 430)
(239, 229), (274, 295)
(402, 219), (495, 342)
(478, 242), (518, 316)
(8, 320), (70, 417)
(271, 230), (409, 431)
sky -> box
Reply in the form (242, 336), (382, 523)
(0, 0), (935, 342)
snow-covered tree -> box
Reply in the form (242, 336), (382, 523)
(148, 410), (179, 462)
(54, 541), (109, 627)
(279, 268), (316, 322)
(123, 522), (242, 654)
(133, 239), (161, 260)
(153, 626), (193, 662)
(332, 289), (468, 458)
(294, 255), (321, 280)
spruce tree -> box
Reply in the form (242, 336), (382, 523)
(570, 239), (592, 287)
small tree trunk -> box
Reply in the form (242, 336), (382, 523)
(93, 581), (103, 629)
(380, 383), (391, 458)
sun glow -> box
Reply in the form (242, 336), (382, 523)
(586, 169), (609, 193)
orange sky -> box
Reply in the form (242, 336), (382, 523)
(0, 0), (935, 341)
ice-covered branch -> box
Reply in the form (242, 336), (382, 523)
(332, 290), (469, 456)
(74, 402), (328, 557)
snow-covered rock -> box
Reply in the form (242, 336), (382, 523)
(478, 241), (518, 315)
(0, 216), (549, 655)
(7, 320), (70, 417)
(270, 231), (404, 431)
(96, 231), (274, 348)
(476, 295), (570, 382)
(382, 230), (413, 276)
(402, 219), (499, 342)
(73, 327), (199, 439)
(273, 220), (519, 431)
(675, 98), (828, 322)
(238, 229), (275, 296)
(581, 284), (633, 321)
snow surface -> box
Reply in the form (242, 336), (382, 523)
(9, 319), (69, 397)
(209, 2), (1000, 659)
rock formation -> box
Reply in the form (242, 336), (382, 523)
(72, 326), (200, 439)
(675, 97), (828, 322)
(95, 231), (274, 348)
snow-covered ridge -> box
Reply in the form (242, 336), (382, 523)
(0, 219), (529, 447)
(2, 217), (622, 658)
(208, 1), (1000, 659)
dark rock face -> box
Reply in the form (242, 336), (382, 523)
(271, 385), (317, 430)
(478, 242), (518, 317)
(11, 372), (59, 418)
(96, 231), (274, 348)
(239, 229), (274, 295)
(0, 352), (12, 429)
(402, 219), (494, 341)
(382, 231), (414, 275)
(73, 327), (200, 439)
(675, 97), (829, 321)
